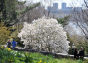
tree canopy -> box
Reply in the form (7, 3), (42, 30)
(18, 17), (69, 53)
(0, 0), (40, 26)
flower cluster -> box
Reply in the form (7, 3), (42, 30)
(38, 60), (42, 63)
(18, 17), (69, 53)
(7, 48), (11, 51)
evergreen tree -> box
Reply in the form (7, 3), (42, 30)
(0, 0), (6, 21)
(0, 0), (40, 26)
(0, 0), (17, 26)
(5, 0), (17, 26)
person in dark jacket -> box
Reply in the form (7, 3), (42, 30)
(7, 40), (11, 48)
(79, 47), (85, 60)
(74, 48), (79, 59)
(12, 40), (17, 49)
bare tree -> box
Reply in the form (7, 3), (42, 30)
(72, 0), (88, 39)
(22, 5), (48, 23)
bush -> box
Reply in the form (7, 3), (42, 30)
(14, 37), (24, 47)
(57, 16), (69, 26)
(0, 47), (14, 63)
(68, 48), (74, 55)
(18, 17), (69, 53)
(0, 47), (33, 63)
(0, 22), (10, 45)
(83, 59), (88, 63)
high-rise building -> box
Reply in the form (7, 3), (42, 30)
(47, 3), (59, 13)
(47, 2), (82, 14)
(62, 3), (66, 9)
(53, 3), (58, 9)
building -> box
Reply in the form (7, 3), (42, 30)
(62, 3), (67, 10)
(47, 3), (59, 13)
(47, 2), (82, 14)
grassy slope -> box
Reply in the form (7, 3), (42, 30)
(0, 47), (87, 63)
(29, 52), (82, 63)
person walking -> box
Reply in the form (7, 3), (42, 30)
(12, 40), (17, 49)
(79, 47), (85, 60)
(74, 48), (79, 59)
(7, 40), (11, 48)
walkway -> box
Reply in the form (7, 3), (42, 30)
(14, 47), (88, 59)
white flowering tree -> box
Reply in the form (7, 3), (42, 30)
(18, 17), (69, 53)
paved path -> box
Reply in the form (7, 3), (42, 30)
(14, 47), (88, 59)
(56, 53), (88, 59)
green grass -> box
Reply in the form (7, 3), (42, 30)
(0, 47), (88, 63)
(29, 52), (79, 63)
(28, 52), (88, 63)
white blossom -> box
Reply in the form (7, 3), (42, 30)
(18, 17), (69, 54)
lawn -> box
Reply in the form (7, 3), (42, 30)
(0, 46), (88, 63)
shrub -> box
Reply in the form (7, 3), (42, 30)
(83, 59), (88, 63)
(18, 17), (69, 53)
(0, 22), (10, 45)
(68, 48), (74, 55)
(57, 16), (69, 26)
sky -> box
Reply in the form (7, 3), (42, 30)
(19, 0), (84, 9)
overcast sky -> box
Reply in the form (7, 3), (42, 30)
(19, 0), (83, 9)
